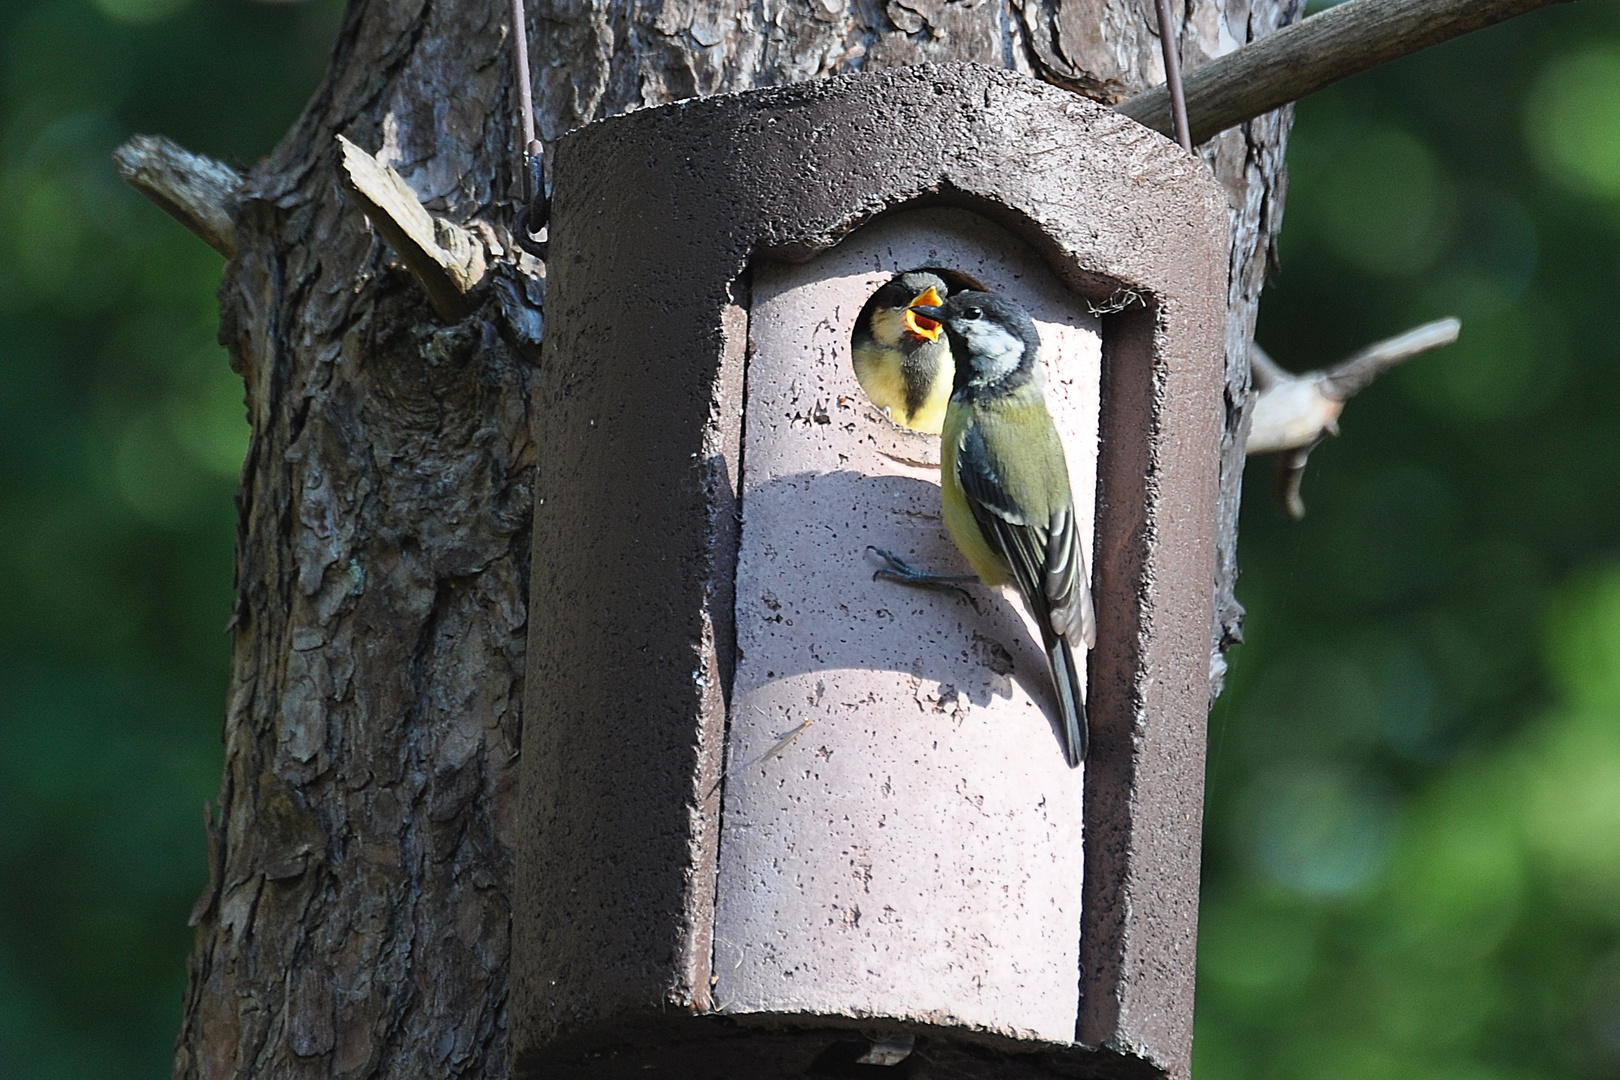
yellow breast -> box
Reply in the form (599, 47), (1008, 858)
(852, 340), (911, 420)
(852, 340), (951, 435)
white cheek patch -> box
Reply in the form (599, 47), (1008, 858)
(960, 321), (1025, 378)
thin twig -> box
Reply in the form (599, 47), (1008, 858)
(1118, 0), (1572, 145)
(750, 720), (812, 768)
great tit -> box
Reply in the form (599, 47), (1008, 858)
(850, 267), (987, 434)
(907, 290), (1096, 767)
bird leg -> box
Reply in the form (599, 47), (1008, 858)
(867, 547), (978, 601)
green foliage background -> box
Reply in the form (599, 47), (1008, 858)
(0, 0), (1617, 1076)
(0, 1), (341, 1074)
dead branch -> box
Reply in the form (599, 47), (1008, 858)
(1118, 0), (1573, 145)
(336, 135), (488, 322)
(1247, 317), (1459, 517)
(112, 134), (242, 258)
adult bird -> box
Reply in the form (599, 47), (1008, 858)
(850, 267), (986, 434)
(876, 289), (1095, 766)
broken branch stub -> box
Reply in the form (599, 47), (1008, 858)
(1247, 317), (1460, 517)
(112, 134), (242, 258)
(1118, 0), (1574, 145)
(335, 135), (487, 322)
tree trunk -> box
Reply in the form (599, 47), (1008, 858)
(172, 0), (1299, 1076)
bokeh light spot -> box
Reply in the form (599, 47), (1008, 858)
(163, 349), (248, 479)
(1543, 564), (1620, 712)
(1366, 642), (1441, 760)
(91, 0), (193, 25)
(1240, 650), (1380, 763)
(1588, 950), (1620, 1061)
(1521, 563), (1620, 917)
(13, 179), (81, 297)
(1381, 767), (1525, 964)
(1323, 467), (1457, 607)
(1241, 766), (1402, 897)
(1527, 47), (1620, 201)
(111, 416), (207, 526)
(1198, 892), (1319, 999)
(1316, 126), (1454, 276)
(10, 506), (147, 648)
(1525, 714), (1620, 921)
(1400, 277), (1565, 423)
(1453, 186), (1539, 296)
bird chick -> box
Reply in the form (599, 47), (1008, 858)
(850, 267), (986, 434)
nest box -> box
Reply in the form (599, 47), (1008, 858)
(513, 62), (1229, 1080)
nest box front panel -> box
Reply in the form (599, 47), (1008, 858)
(515, 65), (1231, 1077)
(713, 207), (1102, 1041)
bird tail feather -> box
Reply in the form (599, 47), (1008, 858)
(1048, 637), (1087, 768)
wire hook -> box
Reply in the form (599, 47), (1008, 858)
(510, 0), (549, 257)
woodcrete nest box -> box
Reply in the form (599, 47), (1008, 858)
(513, 63), (1229, 1080)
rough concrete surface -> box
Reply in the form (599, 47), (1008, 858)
(513, 63), (1228, 1079)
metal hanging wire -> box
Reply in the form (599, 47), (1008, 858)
(511, 0), (549, 255)
(1152, 0), (1194, 152)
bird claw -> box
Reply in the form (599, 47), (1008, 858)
(866, 546), (975, 601)
(867, 546), (921, 577)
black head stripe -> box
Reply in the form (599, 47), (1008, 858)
(940, 290), (1043, 392)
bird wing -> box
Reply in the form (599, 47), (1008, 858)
(955, 424), (1095, 650)
(1042, 503), (1097, 650)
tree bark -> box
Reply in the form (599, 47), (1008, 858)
(172, 0), (1298, 1076)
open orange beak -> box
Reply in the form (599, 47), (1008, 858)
(903, 286), (944, 342)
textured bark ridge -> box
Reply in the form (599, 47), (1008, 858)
(1200, 2), (1307, 690)
(172, 4), (537, 1077)
(175, 0), (1297, 1076)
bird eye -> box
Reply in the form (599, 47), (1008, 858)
(963, 307), (983, 320)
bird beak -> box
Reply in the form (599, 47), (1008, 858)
(904, 287), (944, 341)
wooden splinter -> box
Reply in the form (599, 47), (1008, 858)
(336, 135), (487, 322)
(1246, 318), (1461, 518)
